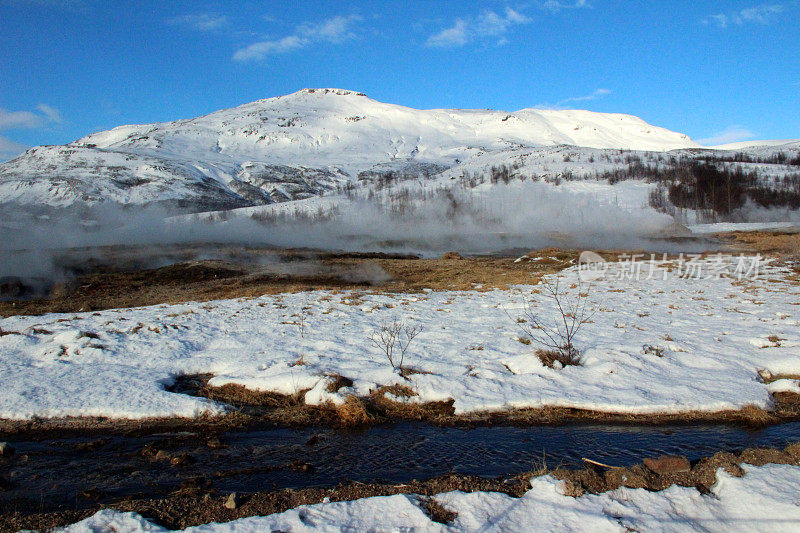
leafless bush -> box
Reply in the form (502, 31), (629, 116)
(642, 344), (665, 357)
(285, 299), (309, 338)
(512, 276), (593, 367)
(370, 318), (422, 374)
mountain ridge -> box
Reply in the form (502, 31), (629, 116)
(1, 88), (792, 213)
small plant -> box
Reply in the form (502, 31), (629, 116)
(296, 300), (310, 338)
(370, 318), (422, 375)
(534, 348), (580, 368)
(642, 344), (665, 357)
(511, 276), (593, 367)
(284, 300), (310, 338)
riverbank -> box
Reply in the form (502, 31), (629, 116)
(3, 443), (800, 532)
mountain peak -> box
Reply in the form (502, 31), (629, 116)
(288, 88), (368, 98)
(0, 89), (718, 212)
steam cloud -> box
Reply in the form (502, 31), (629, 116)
(0, 181), (727, 290)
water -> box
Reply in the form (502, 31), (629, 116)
(2, 421), (800, 513)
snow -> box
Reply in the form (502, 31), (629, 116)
(1, 256), (799, 420)
(57, 463), (800, 532)
(689, 222), (800, 234)
(711, 139), (800, 150)
(2, 89), (798, 222)
(0, 88), (701, 210)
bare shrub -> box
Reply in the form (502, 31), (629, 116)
(295, 300), (309, 338)
(642, 344), (665, 357)
(370, 318), (422, 374)
(283, 300), (309, 338)
(536, 348), (581, 369)
(512, 276), (593, 366)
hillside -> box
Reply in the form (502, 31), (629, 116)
(0, 88), (702, 212)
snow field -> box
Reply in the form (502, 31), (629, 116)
(1, 256), (799, 420)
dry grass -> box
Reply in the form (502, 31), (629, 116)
(324, 374), (354, 393)
(333, 396), (374, 426)
(717, 230), (800, 255)
(757, 371), (800, 384)
(198, 382), (305, 408)
(3, 377), (799, 437)
(421, 498), (458, 524)
(374, 384), (417, 398)
(0, 247), (636, 317)
(536, 348), (582, 369)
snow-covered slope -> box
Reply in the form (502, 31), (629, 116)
(0, 88), (701, 212)
(712, 139), (800, 150)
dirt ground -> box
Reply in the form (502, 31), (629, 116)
(0, 247), (585, 317)
(3, 231), (798, 318)
(2, 443), (799, 532)
(716, 230), (800, 255)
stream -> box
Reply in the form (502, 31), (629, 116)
(2, 420), (800, 514)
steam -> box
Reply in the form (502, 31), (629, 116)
(729, 200), (800, 224)
(0, 180), (722, 292)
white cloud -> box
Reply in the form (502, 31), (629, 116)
(233, 15), (362, 61)
(0, 104), (62, 160)
(427, 20), (469, 47)
(168, 13), (228, 32)
(706, 3), (784, 28)
(557, 88), (611, 106)
(36, 103), (62, 123)
(697, 126), (757, 146)
(540, 0), (590, 14)
(298, 15), (359, 43)
(234, 35), (306, 59)
(426, 8), (531, 48)
(0, 135), (28, 162)
(536, 88), (612, 109)
(0, 108), (42, 130)
(0, 104), (62, 130)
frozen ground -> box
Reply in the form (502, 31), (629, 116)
(59, 463), (800, 532)
(1, 256), (799, 420)
(688, 222), (800, 234)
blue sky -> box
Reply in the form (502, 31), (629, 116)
(1, 0), (798, 159)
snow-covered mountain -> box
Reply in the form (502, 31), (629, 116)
(0, 87), (728, 212)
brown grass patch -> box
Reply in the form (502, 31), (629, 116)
(325, 374), (354, 393)
(536, 348), (582, 369)
(399, 366), (433, 378)
(0, 246), (634, 317)
(758, 371), (800, 384)
(332, 396), (374, 426)
(3, 373), (798, 437)
(421, 498), (458, 524)
(374, 384), (417, 398)
(716, 230), (800, 255)
(198, 382), (305, 408)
